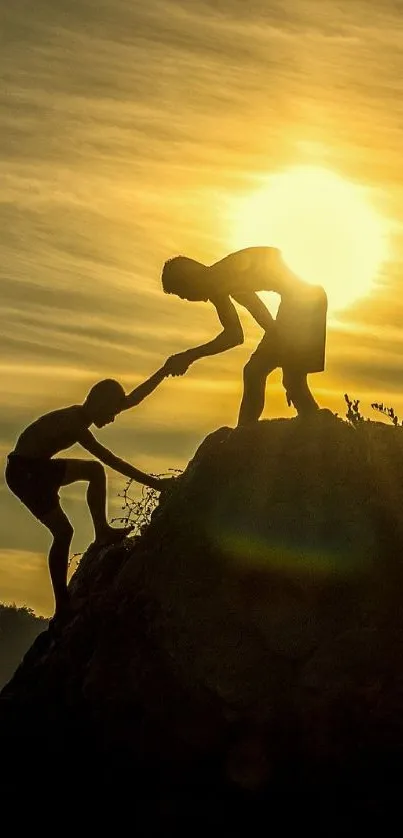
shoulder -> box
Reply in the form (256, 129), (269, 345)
(61, 404), (82, 418)
(61, 404), (87, 430)
(210, 247), (281, 273)
(240, 246), (281, 258)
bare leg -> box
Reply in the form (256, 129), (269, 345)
(40, 506), (74, 618)
(61, 460), (132, 542)
(238, 351), (277, 426)
(85, 462), (109, 537)
(282, 368), (319, 416)
(238, 368), (266, 426)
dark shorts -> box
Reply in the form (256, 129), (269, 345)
(5, 454), (67, 521)
(251, 286), (328, 374)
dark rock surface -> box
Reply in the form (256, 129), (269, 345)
(2, 414), (403, 828)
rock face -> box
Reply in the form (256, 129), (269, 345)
(2, 414), (403, 826)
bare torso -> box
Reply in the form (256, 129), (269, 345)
(204, 247), (327, 373)
(206, 247), (308, 299)
(12, 405), (87, 458)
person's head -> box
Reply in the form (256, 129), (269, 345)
(84, 379), (126, 427)
(161, 256), (209, 301)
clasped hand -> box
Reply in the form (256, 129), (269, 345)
(163, 352), (193, 376)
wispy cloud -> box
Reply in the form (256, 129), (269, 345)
(0, 548), (54, 616)
(2, 0), (403, 609)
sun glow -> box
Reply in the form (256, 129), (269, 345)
(230, 167), (388, 312)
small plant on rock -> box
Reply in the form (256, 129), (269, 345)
(112, 471), (182, 536)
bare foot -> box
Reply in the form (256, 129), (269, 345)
(95, 525), (133, 546)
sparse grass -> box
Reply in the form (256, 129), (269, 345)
(112, 470), (182, 535)
(371, 401), (402, 426)
(344, 393), (365, 424)
(344, 393), (402, 427)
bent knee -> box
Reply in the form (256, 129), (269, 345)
(243, 355), (275, 381)
(282, 367), (304, 388)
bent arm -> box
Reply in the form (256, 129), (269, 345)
(231, 291), (275, 333)
(183, 296), (244, 363)
(78, 430), (160, 490)
(122, 366), (166, 411)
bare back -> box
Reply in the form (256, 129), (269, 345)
(13, 405), (88, 459)
(206, 247), (305, 298)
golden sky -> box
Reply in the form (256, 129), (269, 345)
(2, 0), (403, 615)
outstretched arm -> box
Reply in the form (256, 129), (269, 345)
(122, 366), (167, 411)
(165, 295), (244, 376)
(78, 429), (161, 490)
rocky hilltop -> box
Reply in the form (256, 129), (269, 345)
(2, 413), (403, 827)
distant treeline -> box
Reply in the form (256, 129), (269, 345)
(0, 603), (48, 691)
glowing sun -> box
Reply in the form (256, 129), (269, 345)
(230, 167), (388, 311)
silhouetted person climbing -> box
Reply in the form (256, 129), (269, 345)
(161, 247), (327, 423)
(5, 369), (171, 622)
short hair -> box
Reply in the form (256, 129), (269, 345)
(85, 378), (126, 410)
(161, 256), (186, 294)
(161, 255), (206, 294)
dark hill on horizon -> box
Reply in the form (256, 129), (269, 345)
(0, 604), (48, 690)
(2, 412), (403, 828)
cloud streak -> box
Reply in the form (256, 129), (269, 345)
(2, 0), (403, 610)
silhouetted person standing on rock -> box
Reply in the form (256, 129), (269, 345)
(161, 247), (327, 423)
(5, 370), (171, 622)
